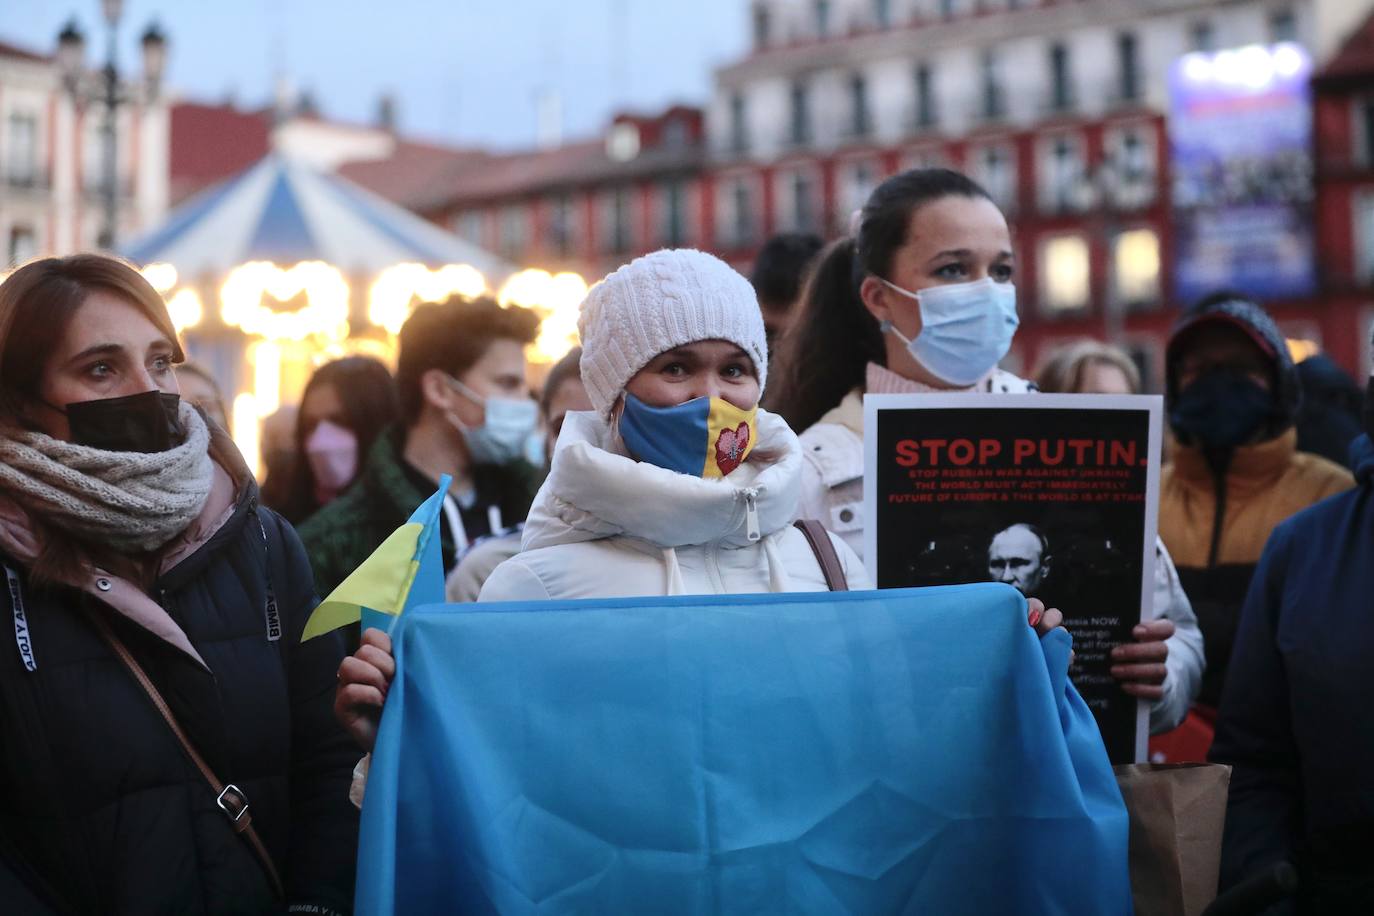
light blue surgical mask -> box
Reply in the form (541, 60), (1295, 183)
(445, 377), (539, 466)
(878, 277), (1019, 387)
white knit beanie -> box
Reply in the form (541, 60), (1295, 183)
(578, 249), (768, 418)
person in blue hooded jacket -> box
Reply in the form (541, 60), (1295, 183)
(1209, 341), (1374, 912)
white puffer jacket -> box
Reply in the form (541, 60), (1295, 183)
(478, 409), (871, 601)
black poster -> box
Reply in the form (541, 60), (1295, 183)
(863, 394), (1163, 764)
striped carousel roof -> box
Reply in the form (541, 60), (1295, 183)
(123, 152), (513, 279)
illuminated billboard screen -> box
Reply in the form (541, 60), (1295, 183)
(1168, 43), (1315, 304)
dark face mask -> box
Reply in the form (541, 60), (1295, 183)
(1170, 369), (1274, 450)
(64, 390), (185, 453)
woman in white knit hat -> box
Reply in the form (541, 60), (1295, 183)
(335, 248), (1067, 753)
(475, 247), (871, 601)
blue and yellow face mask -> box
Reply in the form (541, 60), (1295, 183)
(619, 393), (758, 478)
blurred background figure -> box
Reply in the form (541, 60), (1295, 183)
(539, 346), (592, 461)
(1154, 292), (1353, 760)
(750, 232), (824, 357)
(1210, 330), (1374, 912)
(445, 346), (591, 602)
(173, 361), (228, 429)
(299, 297), (541, 604)
(259, 404), (298, 502)
(264, 356), (400, 527)
(1035, 340), (1142, 395)
(1293, 352), (1364, 470)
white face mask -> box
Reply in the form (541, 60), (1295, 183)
(878, 277), (1019, 387)
(445, 376), (539, 466)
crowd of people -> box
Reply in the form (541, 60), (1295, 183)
(0, 165), (1368, 913)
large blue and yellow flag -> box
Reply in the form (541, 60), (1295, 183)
(356, 583), (1132, 914)
(302, 475), (450, 640)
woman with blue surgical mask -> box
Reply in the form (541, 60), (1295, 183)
(771, 167), (1204, 737)
(333, 248), (1073, 754)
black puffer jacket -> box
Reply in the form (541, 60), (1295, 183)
(0, 481), (358, 914)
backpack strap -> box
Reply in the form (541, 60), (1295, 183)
(792, 520), (849, 592)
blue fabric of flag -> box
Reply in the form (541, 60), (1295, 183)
(356, 583), (1132, 914)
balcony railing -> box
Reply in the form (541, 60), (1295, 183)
(4, 168), (50, 191)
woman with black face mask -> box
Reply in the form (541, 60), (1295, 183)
(1154, 292), (1353, 762)
(0, 255), (358, 913)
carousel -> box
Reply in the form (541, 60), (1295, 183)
(120, 152), (588, 475)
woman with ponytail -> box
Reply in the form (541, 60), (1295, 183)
(772, 168), (1204, 736)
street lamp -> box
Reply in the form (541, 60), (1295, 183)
(55, 7), (168, 251)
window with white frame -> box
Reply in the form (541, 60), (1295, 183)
(839, 159), (879, 228)
(1039, 234), (1091, 312)
(499, 205), (530, 258)
(1048, 43), (1072, 112)
(1104, 124), (1157, 209)
(849, 72), (871, 137)
(6, 112), (38, 184)
(1355, 190), (1374, 285)
(729, 91), (749, 154)
(914, 63), (937, 129)
(777, 169), (820, 234)
(752, 3), (771, 48)
(814, 0), (831, 36)
(1190, 19), (1216, 52)
(547, 194), (575, 257)
(7, 225), (35, 266)
(1115, 32), (1141, 104)
(904, 145), (950, 172)
(1039, 133), (1085, 213)
(789, 80), (811, 145)
(453, 210), (485, 246)
(602, 187), (634, 254)
(972, 143), (1016, 211)
(980, 49), (1005, 120)
(659, 178), (691, 247)
(718, 175), (757, 248)
(1269, 6), (1297, 43)
(1111, 228), (1161, 308)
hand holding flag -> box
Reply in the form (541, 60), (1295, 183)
(302, 475), (451, 641)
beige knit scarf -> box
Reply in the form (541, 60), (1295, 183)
(0, 403), (214, 553)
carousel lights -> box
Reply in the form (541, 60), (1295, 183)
(220, 261), (350, 342)
(140, 261), (178, 293)
(165, 287), (204, 332)
(497, 268), (589, 363)
(367, 262), (488, 336)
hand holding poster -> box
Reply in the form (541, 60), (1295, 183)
(863, 393), (1163, 764)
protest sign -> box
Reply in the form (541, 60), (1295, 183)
(863, 393), (1163, 764)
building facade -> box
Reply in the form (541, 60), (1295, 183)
(0, 38), (169, 265)
(710, 0), (1373, 383)
(419, 107), (709, 283)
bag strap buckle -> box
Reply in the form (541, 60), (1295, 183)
(216, 784), (250, 826)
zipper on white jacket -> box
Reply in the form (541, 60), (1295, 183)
(742, 488), (761, 543)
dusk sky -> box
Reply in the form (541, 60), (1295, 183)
(7, 1), (749, 150)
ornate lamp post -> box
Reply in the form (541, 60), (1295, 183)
(56, 2), (167, 250)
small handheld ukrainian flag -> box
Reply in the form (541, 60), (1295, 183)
(302, 475), (450, 641)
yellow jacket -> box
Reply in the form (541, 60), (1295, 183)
(1160, 429), (1354, 570)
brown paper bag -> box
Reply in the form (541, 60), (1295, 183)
(1114, 763), (1232, 916)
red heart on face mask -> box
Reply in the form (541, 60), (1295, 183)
(715, 422), (751, 476)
